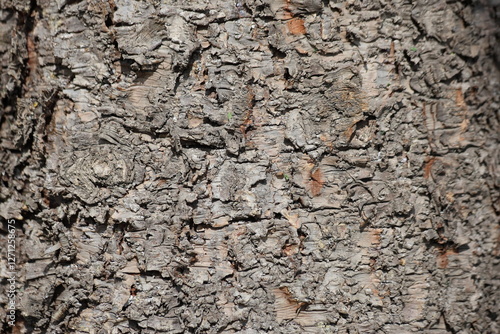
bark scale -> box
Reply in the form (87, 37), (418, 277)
(0, 0), (499, 333)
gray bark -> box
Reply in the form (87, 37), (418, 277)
(1, 0), (499, 333)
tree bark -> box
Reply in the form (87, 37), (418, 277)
(1, 0), (499, 333)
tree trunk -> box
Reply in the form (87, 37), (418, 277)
(1, 0), (499, 333)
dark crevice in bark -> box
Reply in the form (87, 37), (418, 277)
(116, 60), (135, 80)
(1, 1), (37, 123)
(410, 14), (426, 40)
(105, 13), (113, 29)
(454, 51), (480, 65)
(443, 312), (458, 334)
(204, 86), (217, 97)
(128, 319), (141, 331)
(47, 284), (66, 311)
(268, 44), (287, 59)
(402, 49), (421, 72)
(62, 212), (78, 229)
(179, 138), (225, 150)
(113, 21), (134, 27)
(21, 0), (38, 84)
(41, 88), (61, 150)
(23, 316), (37, 333)
(142, 270), (162, 277)
(486, 309), (498, 323)
(173, 47), (201, 94)
(61, 0), (84, 9)
(134, 65), (161, 83)
(203, 116), (225, 127)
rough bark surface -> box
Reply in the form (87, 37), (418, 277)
(1, 0), (499, 333)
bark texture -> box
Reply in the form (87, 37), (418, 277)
(1, 0), (499, 333)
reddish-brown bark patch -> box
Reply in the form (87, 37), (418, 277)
(282, 0), (294, 20)
(493, 226), (500, 257)
(371, 228), (382, 245)
(240, 88), (256, 140)
(287, 18), (306, 35)
(283, 244), (299, 256)
(310, 168), (324, 196)
(424, 156), (436, 179)
(26, 34), (38, 85)
(437, 247), (458, 269)
(455, 87), (466, 109)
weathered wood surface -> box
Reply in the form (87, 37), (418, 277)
(1, 0), (499, 333)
